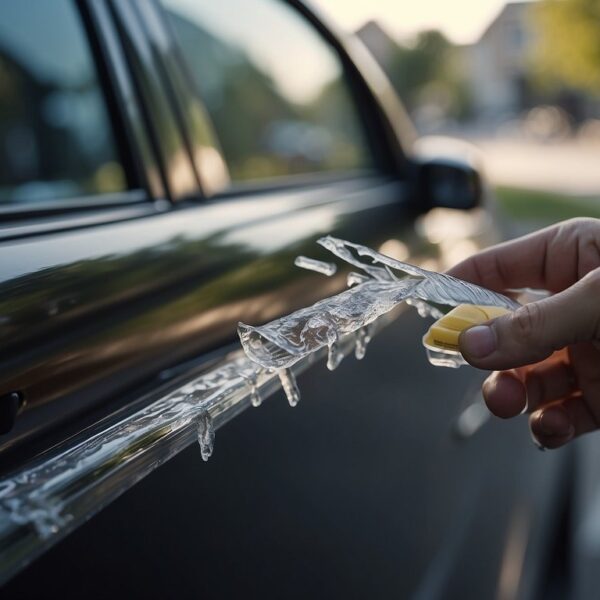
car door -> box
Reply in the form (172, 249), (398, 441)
(0, 0), (423, 580)
(0, 0), (570, 598)
(0, 0), (413, 462)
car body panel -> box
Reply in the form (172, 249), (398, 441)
(0, 177), (415, 465)
(0, 0), (571, 596)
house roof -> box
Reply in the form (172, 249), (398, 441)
(477, 1), (532, 43)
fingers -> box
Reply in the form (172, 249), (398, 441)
(482, 371), (526, 418)
(481, 345), (600, 450)
(530, 394), (598, 449)
(569, 342), (600, 426)
(455, 218), (600, 450)
(447, 218), (600, 293)
(524, 360), (575, 412)
(482, 375), (595, 449)
(530, 403), (575, 449)
(459, 268), (600, 371)
(483, 379), (597, 450)
(447, 226), (555, 291)
(482, 353), (574, 418)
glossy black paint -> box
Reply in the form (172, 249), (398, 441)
(0, 0), (425, 468)
(3, 313), (570, 599)
(0, 178), (421, 467)
(0, 1), (571, 597)
(0, 392), (23, 435)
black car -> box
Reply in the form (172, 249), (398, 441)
(0, 1), (571, 598)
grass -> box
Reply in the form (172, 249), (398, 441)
(494, 186), (600, 226)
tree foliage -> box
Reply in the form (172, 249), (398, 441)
(533, 0), (600, 92)
(386, 30), (471, 120)
(388, 31), (452, 108)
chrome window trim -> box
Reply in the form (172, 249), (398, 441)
(0, 309), (402, 584)
(0, 201), (168, 242)
(0, 190), (147, 218)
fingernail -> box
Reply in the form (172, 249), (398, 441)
(539, 407), (574, 438)
(461, 325), (496, 358)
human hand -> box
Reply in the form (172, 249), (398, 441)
(447, 218), (600, 449)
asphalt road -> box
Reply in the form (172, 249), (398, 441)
(4, 310), (570, 599)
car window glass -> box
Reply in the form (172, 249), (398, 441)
(0, 0), (127, 205)
(161, 0), (372, 183)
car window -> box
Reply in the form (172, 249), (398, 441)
(0, 0), (127, 206)
(161, 0), (373, 183)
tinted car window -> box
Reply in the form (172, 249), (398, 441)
(0, 0), (126, 205)
(162, 0), (372, 183)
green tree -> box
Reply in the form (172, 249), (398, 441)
(533, 0), (600, 92)
(388, 30), (450, 108)
(386, 30), (472, 120)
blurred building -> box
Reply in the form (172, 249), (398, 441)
(463, 1), (600, 129)
(355, 3), (599, 136)
(354, 5), (536, 126)
(462, 2), (534, 123)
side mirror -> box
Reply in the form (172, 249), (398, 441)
(413, 136), (484, 211)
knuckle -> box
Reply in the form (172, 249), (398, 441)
(565, 217), (598, 232)
(583, 269), (600, 340)
(584, 267), (600, 295)
(510, 303), (543, 343)
(567, 216), (592, 227)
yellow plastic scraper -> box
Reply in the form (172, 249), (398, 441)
(422, 304), (511, 367)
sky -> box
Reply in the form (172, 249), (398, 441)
(310, 0), (539, 44)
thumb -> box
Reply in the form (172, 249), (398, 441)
(459, 269), (600, 370)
